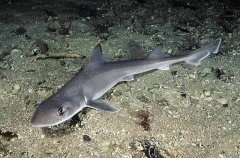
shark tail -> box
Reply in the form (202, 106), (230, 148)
(185, 51), (210, 65)
(185, 38), (221, 65)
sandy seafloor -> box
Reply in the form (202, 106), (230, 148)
(0, 0), (240, 157)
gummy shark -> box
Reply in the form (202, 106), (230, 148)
(30, 39), (221, 127)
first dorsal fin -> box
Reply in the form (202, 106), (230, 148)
(147, 45), (169, 60)
(86, 44), (106, 70)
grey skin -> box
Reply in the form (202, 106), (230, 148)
(30, 39), (221, 127)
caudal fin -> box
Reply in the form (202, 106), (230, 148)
(185, 38), (221, 65)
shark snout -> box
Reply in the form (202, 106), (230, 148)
(30, 105), (59, 127)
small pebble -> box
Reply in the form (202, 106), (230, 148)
(198, 67), (212, 77)
(171, 71), (178, 76)
(222, 104), (228, 108)
(11, 49), (20, 54)
(133, 141), (144, 151)
(65, 153), (71, 158)
(203, 90), (211, 97)
(235, 97), (240, 103)
(196, 104), (202, 108)
(100, 140), (111, 152)
(5, 85), (13, 93)
(28, 88), (34, 94)
(188, 72), (196, 79)
(37, 89), (53, 98)
(133, 152), (144, 158)
(167, 48), (172, 54)
(217, 98), (228, 105)
(20, 152), (28, 158)
(83, 135), (91, 141)
(136, 95), (149, 103)
(12, 85), (21, 94)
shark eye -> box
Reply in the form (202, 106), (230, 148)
(57, 107), (65, 115)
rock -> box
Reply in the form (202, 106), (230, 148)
(12, 85), (21, 95)
(28, 88), (34, 94)
(112, 84), (131, 96)
(100, 141), (111, 152)
(83, 135), (91, 142)
(37, 89), (53, 98)
(188, 72), (196, 79)
(133, 152), (144, 158)
(65, 153), (71, 158)
(217, 98), (228, 105)
(132, 141), (144, 151)
(35, 40), (49, 54)
(136, 95), (149, 103)
(203, 90), (211, 97)
(190, 97), (199, 105)
(198, 67), (212, 77)
(5, 85), (13, 94)
(235, 97), (240, 103)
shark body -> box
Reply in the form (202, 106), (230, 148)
(30, 39), (221, 127)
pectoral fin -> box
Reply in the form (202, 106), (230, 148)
(87, 99), (118, 112)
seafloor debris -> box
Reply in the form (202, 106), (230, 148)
(31, 51), (81, 60)
(11, 27), (26, 35)
(0, 130), (18, 141)
(0, 141), (9, 157)
(136, 110), (152, 131)
(134, 137), (180, 158)
(47, 24), (57, 33)
(35, 40), (49, 54)
(198, 67), (212, 78)
(59, 21), (72, 35)
(215, 68), (234, 82)
(132, 137), (163, 158)
(29, 40), (81, 60)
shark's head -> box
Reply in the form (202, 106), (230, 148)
(30, 95), (86, 127)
